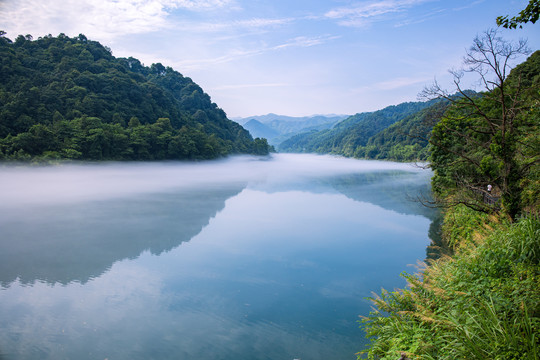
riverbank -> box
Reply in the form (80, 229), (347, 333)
(358, 205), (540, 359)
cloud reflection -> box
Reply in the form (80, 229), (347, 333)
(0, 154), (430, 287)
(0, 254), (358, 359)
(0, 154), (435, 360)
(0, 154), (419, 207)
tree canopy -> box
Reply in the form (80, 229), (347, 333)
(424, 30), (539, 220)
(497, 0), (540, 29)
(278, 101), (435, 160)
(362, 100), (450, 162)
(359, 29), (540, 360)
(0, 32), (271, 161)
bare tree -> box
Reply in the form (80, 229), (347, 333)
(420, 29), (536, 220)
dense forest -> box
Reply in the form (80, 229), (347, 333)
(360, 100), (449, 161)
(278, 100), (437, 161)
(0, 32), (272, 161)
(358, 30), (539, 360)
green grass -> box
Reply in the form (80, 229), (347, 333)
(358, 208), (540, 359)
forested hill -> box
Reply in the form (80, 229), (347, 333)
(361, 100), (450, 161)
(360, 45), (540, 360)
(0, 33), (271, 161)
(278, 100), (438, 160)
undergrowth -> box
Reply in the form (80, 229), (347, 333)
(358, 206), (540, 359)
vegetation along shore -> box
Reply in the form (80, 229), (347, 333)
(356, 8), (540, 360)
(0, 2), (538, 359)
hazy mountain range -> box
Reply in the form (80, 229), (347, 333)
(235, 100), (445, 163)
(232, 114), (349, 146)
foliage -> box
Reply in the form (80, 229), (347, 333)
(0, 32), (270, 161)
(497, 0), (540, 29)
(426, 31), (539, 220)
(360, 31), (540, 359)
(439, 204), (491, 249)
(278, 101), (435, 157)
(359, 210), (540, 360)
(362, 100), (450, 162)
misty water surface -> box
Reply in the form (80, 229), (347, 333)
(0, 154), (435, 360)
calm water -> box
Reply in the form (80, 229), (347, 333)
(0, 154), (435, 360)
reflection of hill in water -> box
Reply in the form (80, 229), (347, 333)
(0, 184), (244, 287)
(0, 168), (436, 287)
(425, 213), (450, 262)
(329, 171), (445, 262)
(328, 170), (436, 220)
(252, 169), (435, 219)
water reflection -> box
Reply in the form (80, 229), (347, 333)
(0, 185), (245, 286)
(328, 170), (435, 219)
(0, 155), (433, 287)
(0, 154), (437, 360)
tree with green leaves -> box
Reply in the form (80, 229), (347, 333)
(0, 32), (272, 160)
(497, 0), (539, 29)
(422, 29), (538, 220)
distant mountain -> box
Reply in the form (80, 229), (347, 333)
(233, 114), (349, 146)
(243, 119), (280, 142)
(0, 33), (271, 161)
(278, 101), (438, 160)
(234, 113), (348, 126)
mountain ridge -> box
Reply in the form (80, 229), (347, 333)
(235, 113), (348, 147)
(0, 33), (271, 160)
(232, 113), (349, 125)
(278, 100), (438, 159)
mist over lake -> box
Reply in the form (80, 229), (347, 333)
(0, 154), (436, 360)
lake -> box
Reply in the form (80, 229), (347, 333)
(0, 154), (436, 360)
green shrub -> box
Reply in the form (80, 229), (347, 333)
(359, 216), (540, 359)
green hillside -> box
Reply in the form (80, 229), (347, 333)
(0, 33), (271, 161)
(278, 101), (434, 157)
(361, 100), (450, 161)
(359, 43), (540, 360)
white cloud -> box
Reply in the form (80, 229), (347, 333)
(394, 8), (445, 27)
(232, 17), (294, 29)
(371, 76), (431, 90)
(0, 0), (236, 41)
(172, 17), (294, 33)
(168, 0), (236, 11)
(274, 35), (339, 49)
(211, 83), (290, 91)
(324, 0), (433, 27)
(451, 0), (485, 12)
(174, 35), (339, 70)
(349, 76), (431, 95)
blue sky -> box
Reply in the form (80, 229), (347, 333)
(0, 0), (538, 117)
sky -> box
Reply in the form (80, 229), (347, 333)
(0, 0), (538, 118)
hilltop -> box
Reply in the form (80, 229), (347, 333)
(279, 100), (440, 161)
(0, 33), (271, 161)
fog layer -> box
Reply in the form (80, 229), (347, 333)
(0, 154), (422, 207)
